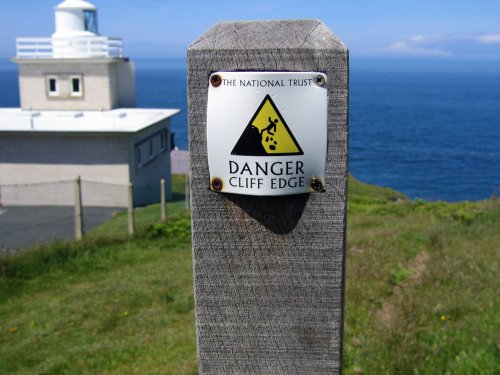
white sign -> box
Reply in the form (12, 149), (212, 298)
(207, 71), (327, 196)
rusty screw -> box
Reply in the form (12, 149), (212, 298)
(210, 74), (222, 87)
(311, 177), (325, 192)
(211, 178), (223, 191)
(314, 75), (326, 87)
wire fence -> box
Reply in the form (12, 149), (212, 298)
(0, 180), (75, 206)
(0, 179), (129, 207)
(0, 176), (189, 254)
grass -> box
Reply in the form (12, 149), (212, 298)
(344, 176), (500, 374)
(88, 174), (189, 238)
(0, 231), (196, 375)
(0, 175), (195, 375)
(1, 174), (499, 374)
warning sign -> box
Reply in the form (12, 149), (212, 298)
(207, 71), (327, 196)
(231, 95), (303, 156)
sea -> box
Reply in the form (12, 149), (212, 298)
(1, 58), (499, 202)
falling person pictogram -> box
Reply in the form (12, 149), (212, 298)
(231, 95), (303, 156)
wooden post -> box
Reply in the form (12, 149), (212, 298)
(185, 174), (190, 210)
(188, 21), (349, 374)
(160, 178), (167, 221)
(127, 182), (134, 236)
(74, 175), (83, 240)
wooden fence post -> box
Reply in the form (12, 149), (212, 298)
(160, 178), (167, 221)
(188, 20), (349, 374)
(128, 182), (134, 236)
(74, 175), (83, 240)
(185, 174), (190, 210)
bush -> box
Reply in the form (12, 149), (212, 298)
(145, 215), (191, 241)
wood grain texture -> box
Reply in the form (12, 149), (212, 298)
(188, 20), (349, 375)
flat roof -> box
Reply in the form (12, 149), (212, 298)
(0, 108), (180, 133)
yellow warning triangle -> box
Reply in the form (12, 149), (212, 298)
(232, 95), (303, 156)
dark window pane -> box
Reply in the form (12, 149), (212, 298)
(83, 10), (98, 34)
(49, 79), (57, 92)
(72, 78), (80, 93)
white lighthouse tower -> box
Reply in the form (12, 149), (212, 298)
(13, 0), (135, 111)
(0, 1), (180, 208)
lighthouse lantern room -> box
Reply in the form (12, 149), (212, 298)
(13, 0), (135, 111)
(53, 0), (99, 38)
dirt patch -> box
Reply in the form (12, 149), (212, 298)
(378, 251), (429, 327)
(406, 251), (429, 285)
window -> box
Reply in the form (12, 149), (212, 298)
(149, 139), (154, 159)
(49, 79), (57, 93)
(46, 76), (59, 97)
(83, 10), (98, 34)
(72, 78), (80, 93)
(135, 130), (168, 170)
(70, 75), (83, 97)
(136, 147), (142, 168)
(160, 130), (166, 151)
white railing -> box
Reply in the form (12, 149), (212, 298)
(16, 37), (124, 59)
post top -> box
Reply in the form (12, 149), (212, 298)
(189, 19), (347, 52)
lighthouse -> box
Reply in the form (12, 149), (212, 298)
(13, 0), (135, 111)
(0, 1), (179, 208)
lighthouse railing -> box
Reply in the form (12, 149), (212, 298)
(16, 37), (124, 59)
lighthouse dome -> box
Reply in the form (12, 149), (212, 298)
(52, 0), (99, 38)
(55, 0), (97, 11)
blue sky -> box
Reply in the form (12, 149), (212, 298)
(1, 0), (499, 60)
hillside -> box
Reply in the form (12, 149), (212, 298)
(1, 175), (498, 374)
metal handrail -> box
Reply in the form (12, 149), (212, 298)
(16, 37), (124, 59)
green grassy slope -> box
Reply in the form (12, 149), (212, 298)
(1, 175), (498, 374)
(345, 176), (500, 374)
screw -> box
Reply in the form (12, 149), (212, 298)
(211, 178), (223, 191)
(210, 74), (222, 87)
(311, 177), (325, 192)
(314, 75), (326, 87)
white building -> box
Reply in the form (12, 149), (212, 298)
(0, 0), (179, 207)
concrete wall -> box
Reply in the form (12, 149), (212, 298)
(0, 125), (172, 207)
(129, 119), (172, 206)
(0, 133), (130, 206)
(15, 58), (135, 111)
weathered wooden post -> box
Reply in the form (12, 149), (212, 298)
(74, 175), (83, 240)
(185, 174), (190, 210)
(127, 182), (134, 236)
(160, 178), (167, 221)
(188, 20), (348, 374)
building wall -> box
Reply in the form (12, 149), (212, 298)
(0, 133), (130, 206)
(128, 119), (172, 206)
(0, 124), (172, 207)
(113, 60), (136, 108)
(16, 59), (135, 111)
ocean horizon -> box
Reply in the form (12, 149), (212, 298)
(0, 58), (499, 202)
